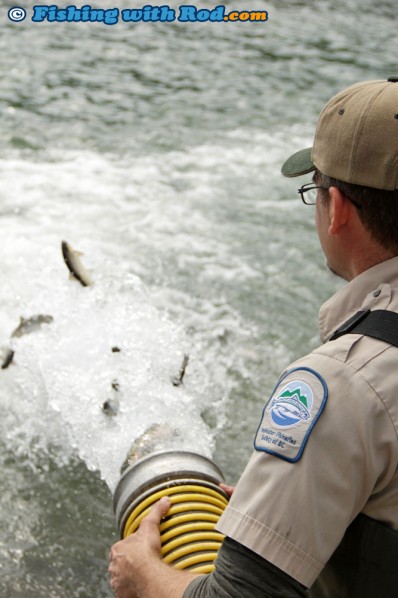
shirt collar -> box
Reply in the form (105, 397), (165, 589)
(319, 256), (398, 343)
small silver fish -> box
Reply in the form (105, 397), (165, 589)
(1, 348), (14, 370)
(11, 314), (53, 338)
(1, 314), (53, 371)
(102, 398), (119, 416)
(102, 379), (120, 416)
(121, 423), (178, 471)
(172, 354), (189, 387)
(61, 240), (93, 287)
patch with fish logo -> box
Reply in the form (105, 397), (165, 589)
(254, 367), (327, 462)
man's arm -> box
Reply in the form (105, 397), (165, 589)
(108, 496), (306, 598)
(183, 537), (306, 598)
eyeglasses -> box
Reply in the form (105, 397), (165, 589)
(298, 183), (329, 205)
(298, 183), (362, 211)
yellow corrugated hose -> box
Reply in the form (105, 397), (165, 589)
(122, 483), (228, 573)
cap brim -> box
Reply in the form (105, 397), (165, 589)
(281, 147), (315, 178)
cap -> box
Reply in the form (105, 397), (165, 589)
(281, 79), (398, 190)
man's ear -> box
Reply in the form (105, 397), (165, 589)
(328, 186), (350, 235)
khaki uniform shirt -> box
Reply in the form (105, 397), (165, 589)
(217, 257), (398, 588)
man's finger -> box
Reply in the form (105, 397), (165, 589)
(219, 483), (235, 497)
(140, 496), (171, 529)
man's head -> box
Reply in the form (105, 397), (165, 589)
(282, 79), (398, 278)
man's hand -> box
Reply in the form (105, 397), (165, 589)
(108, 496), (171, 598)
(108, 496), (199, 598)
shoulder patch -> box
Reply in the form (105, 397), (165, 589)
(254, 367), (328, 462)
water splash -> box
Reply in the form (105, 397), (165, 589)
(0, 266), (222, 490)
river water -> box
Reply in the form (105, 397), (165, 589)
(0, 0), (396, 595)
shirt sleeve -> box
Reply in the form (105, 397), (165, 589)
(216, 351), (398, 587)
(182, 537), (306, 598)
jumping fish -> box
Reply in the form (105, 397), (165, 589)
(121, 423), (178, 471)
(11, 314), (54, 338)
(171, 354), (189, 387)
(102, 379), (120, 416)
(1, 348), (14, 370)
(61, 240), (93, 287)
(1, 314), (54, 370)
(102, 398), (119, 416)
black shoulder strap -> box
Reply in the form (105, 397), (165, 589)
(329, 309), (398, 348)
(309, 514), (398, 598)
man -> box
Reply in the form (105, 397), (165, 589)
(109, 78), (398, 597)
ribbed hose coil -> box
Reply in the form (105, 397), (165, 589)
(122, 482), (228, 573)
(114, 451), (229, 574)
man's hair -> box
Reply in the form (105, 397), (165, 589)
(315, 171), (398, 255)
